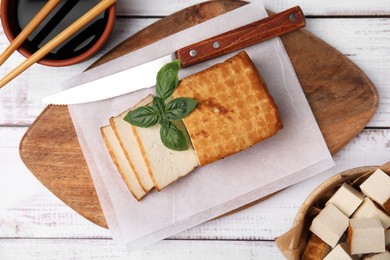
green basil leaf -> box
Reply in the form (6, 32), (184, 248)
(152, 96), (166, 114)
(160, 121), (188, 151)
(156, 59), (180, 100)
(165, 97), (197, 121)
(123, 106), (159, 128)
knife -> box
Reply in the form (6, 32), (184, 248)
(43, 6), (305, 105)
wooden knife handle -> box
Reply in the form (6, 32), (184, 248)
(175, 6), (305, 68)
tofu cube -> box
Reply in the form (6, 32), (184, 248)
(310, 203), (349, 248)
(352, 197), (390, 229)
(360, 169), (390, 213)
(326, 183), (364, 217)
(348, 218), (385, 255)
(364, 251), (390, 260)
(324, 243), (358, 260)
(302, 234), (331, 259)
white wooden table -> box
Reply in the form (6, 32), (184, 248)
(0, 1), (389, 259)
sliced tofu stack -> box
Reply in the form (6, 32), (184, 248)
(102, 96), (198, 198)
(101, 125), (146, 200)
(110, 95), (154, 192)
(101, 51), (283, 199)
(132, 121), (198, 191)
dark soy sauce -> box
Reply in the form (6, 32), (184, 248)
(16, 0), (108, 60)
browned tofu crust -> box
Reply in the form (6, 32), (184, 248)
(173, 51), (282, 166)
(302, 234), (331, 260)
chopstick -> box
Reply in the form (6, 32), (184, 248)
(0, 0), (61, 66)
(0, 0), (116, 89)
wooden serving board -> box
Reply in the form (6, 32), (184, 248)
(19, 0), (378, 228)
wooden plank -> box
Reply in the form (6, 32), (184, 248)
(115, 0), (390, 16)
(0, 127), (110, 238)
(305, 18), (390, 127)
(1, 127), (388, 239)
(0, 17), (389, 127)
(0, 239), (282, 260)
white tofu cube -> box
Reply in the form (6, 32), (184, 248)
(360, 169), (390, 213)
(324, 243), (358, 260)
(349, 218), (385, 255)
(352, 197), (390, 229)
(326, 183), (364, 217)
(364, 251), (390, 260)
(310, 203), (349, 248)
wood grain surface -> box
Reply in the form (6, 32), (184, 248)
(19, 0), (378, 228)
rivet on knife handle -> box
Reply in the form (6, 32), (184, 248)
(175, 6), (305, 68)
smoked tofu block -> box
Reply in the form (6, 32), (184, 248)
(324, 243), (358, 260)
(110, 96), (154, 192)
(364, 251), (390, 260)
(302, 234), (331, 260)
(326, 183), (364, 217)
(352, 197), (390, 229)
(348, 218), (385, 255)
(360, 169), (390, 214)
(132, 121), (198, 191)
(310, 203), (349, 248)
(101, 125), (146, 200)
(173, 51), (282, 166)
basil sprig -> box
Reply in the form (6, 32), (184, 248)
(124, 60), (197, 151)
(160, 121), (188, 151)
(123, 106), (158, 127)
(156, 60), (180, 100)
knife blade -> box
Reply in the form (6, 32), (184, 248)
(43, 6), (305, 105)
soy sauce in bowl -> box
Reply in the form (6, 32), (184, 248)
(1, 0), (116, 66)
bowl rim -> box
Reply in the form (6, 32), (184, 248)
(0, 0), (116, 67)
(292, 165), (380, 227)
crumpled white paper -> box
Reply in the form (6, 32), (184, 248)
(67, 1), (334, 250)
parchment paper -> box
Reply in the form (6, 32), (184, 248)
(67, 2), (334, 250)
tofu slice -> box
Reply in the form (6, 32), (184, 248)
(101, 125), (146, 201)
(348, 218), (385, 255)
(360, 169), (390, 214)
(352, 197), (390, 229)
(326, 183), (364, 217)
(309, 203), (349, 248)
(110, 96), (154, 192)
(324, 243), (358, 260)
(132, 121), (199, 191)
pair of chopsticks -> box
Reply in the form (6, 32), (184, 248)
(0, 0), (116, 89)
